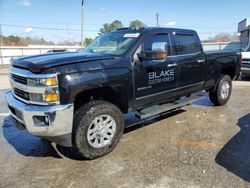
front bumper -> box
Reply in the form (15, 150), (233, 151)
(5, 90), (74, 147)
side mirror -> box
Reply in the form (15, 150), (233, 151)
(137, 50), (168, 61)
(137, 41), (169, 61)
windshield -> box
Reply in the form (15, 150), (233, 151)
(81, 32), (140, 55)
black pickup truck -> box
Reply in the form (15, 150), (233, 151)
(5, 27), (241, 159)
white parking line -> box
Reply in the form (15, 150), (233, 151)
(0, 113), (10, 117)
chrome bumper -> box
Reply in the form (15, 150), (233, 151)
(5, 90), (74, 146)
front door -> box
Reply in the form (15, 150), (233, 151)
(133, 33), (179, 106)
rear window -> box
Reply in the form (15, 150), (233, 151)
(175, 34), (199, 55)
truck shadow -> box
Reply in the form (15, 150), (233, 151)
(192, 93), (214, 107)
(2, 109), (186, 160)
(215, 113), (250, 182)
(2, 116), (60, 158)
(124, 109), (185, 134)
(2, 116), (88, 160)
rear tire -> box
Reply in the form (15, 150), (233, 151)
(72, 100), (124, 159)
(209, 75), (232, 106)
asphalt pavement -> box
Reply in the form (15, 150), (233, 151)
(1, 72), (250, 188)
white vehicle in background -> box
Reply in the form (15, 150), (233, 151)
(238, 18), (250, 78)
(241, 44), (250, 78)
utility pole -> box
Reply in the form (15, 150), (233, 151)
(156, 13), (160, 27)
(0, 25), (3, 68)
(81, 0), (85, 48)
(66, 22), (71, 42)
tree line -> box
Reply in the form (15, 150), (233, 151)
(1, 35), (55, 46)
(83, 20), (146, 46)
(202, 33), (240, 43)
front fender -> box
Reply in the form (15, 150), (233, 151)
(59, 67), (132, 104)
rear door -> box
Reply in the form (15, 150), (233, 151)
(173, 32), (206, 94)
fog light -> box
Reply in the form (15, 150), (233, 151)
(45, 93), (58, 102)
(33, 116), (49, 126)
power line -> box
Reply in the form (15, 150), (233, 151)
(3, 19), (237, 30)
(0, 22), (238, 40)
(0, 23), (99, 32)
(1, 23), (237, 35)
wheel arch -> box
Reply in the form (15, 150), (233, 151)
(73, 86), (129, 114)
(220, 64), (236, 80)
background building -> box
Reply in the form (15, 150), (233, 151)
(238, 18), (250, 49)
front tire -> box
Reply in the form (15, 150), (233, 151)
(72, 100), (124, 159)
(209, 75), (232, 106)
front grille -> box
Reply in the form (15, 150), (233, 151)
(10, 66), (59, 105)
(11, 72), (29, 102)
(242, 59), (250, 65)
(11, 74), (27, 85)
(14, 88), (30, 101)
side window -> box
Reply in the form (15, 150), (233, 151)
(174, 34), (199, 55)
(144, 34), (171, 55)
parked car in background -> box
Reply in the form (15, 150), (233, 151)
(241, 45), (250, 78)
(46, 49), (69, 53)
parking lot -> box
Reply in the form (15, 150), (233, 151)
(1, 71), (250, 188)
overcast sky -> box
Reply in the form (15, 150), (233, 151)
(0, 0), (249, 42)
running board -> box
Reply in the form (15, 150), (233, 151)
(135, 94), (205, 119)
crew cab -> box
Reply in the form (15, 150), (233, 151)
(5, 27), (241, 159)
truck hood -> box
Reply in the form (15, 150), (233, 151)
(11, 52), (116, 73)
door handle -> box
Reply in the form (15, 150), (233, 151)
(197, 59), (205, 63)
(168, 63), (177, 67)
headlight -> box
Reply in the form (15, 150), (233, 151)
(43, 77), (57, 86)
(27, 77), (57, 86)
(27, 76), (59, 104)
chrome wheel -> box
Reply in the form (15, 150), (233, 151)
(87, 115), (116, 148)
(220, 81), (230, 99)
